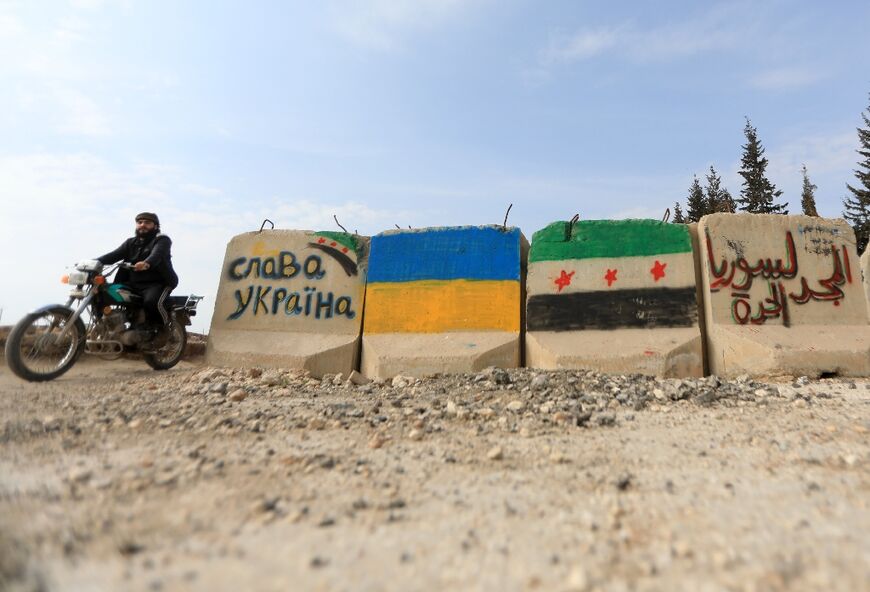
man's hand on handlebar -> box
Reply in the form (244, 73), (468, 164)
(116, 262), (148, 272)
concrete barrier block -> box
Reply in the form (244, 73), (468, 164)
(207, 230), (367, 376)
(699, 213), (870, 377)
(361, 226), (526, 378)
(525, 219), (703, 377)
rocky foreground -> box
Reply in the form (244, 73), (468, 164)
(1, 360), (868, 591)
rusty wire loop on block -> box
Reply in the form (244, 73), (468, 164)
(661, 208), (671, 224)
(258, 219), (274, 232)
(568, 213), (580, 237)
(503, 203), (513, 229)
(333, 215), (348, 233)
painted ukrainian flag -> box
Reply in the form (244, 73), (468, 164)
(527, 220), (698, 331)
(364, 226), (522, 334)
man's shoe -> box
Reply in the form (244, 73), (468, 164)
(150, 325), (170, 349)
(138, 324), (169, 349)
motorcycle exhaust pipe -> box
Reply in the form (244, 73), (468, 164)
(85, 340), (124, 355)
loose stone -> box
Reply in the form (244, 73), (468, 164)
(487, 446), (504, 461)
(228, 389), (248, 402)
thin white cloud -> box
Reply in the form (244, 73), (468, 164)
(542, 27), (621, 62)
(328, 0), (481, 50)
(0, 3), (117, 136)
(180, 183), (224, 198)
(633, 15), (742, 61)
(52, 86), (113, 136)
(750, 66), (826, 91)
(537, 6), (832, 95)
(0, 11), (25, 38)
(54, 14), (91, 43)
(0, 153), (161, 214)
(11, 84), (112, 136)
(768, 130), (857, 179)
(540, 7), (746, 67)
(69, 0), (113, 9)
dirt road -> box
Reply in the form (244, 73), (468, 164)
(1, 358), (868, 591)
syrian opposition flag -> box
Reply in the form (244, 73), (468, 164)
(526, 219), (699, 331)
(309, 231), (360, 276)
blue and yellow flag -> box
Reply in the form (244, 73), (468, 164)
(364, 226), (522, 333)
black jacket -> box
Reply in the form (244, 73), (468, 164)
(98, 232), (179, 288)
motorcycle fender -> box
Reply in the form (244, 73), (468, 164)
(30, 303), (75, 316)
(28, 301), (89, 342)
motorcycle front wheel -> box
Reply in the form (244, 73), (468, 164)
(143, 320), (187, 371)
(5, 306), (86, 382)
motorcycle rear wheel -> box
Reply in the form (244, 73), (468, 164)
(5, 306), (86, 382)
(143, 320), (187, 371)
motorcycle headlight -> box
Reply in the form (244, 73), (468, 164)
(67, 270), (90, 285)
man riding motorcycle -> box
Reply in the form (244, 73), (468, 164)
(98, 212), (179, 345)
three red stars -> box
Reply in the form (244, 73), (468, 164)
(650, 260), (667, 282)
(562, 261), (668, 288)
(554, 270), (575, 292)
(317, 236), (349, 253)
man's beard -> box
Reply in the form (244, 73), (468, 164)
(136, 227), (157, 238)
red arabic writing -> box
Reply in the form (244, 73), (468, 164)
(705, 230), (854, 326)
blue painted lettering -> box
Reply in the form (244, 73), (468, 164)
(227, 251), (308, 281)
(227, 286), (253, 320)
(272, 288), (288, 314)
(227, 284), (355, 321)
(254, 285), (271, 315)
(285, 292), (302, 316)
(316, 291), (333, 319)
(304, 255), (325, 280)
(335, 296), (355, 319)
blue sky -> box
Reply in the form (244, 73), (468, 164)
(1, 0), (869, 331)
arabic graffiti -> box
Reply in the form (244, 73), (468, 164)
(797, 222), (845, 256)
(706, 230), (854, 326)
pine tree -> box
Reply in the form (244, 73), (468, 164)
(718, 187), (736, 213)
(685, 176), (707, 222)
(736, 118), (788, 214)
(672, 202), (685, 223)
(704, 166), (734, 213)
(800, 164), (819, 217)
(843, 94), (870, 254)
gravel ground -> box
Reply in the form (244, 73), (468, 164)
(1, 357), (868, 592)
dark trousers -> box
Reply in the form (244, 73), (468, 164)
(131, 283), (172, 326)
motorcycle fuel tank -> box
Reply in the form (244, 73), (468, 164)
(105, 284), (141, 304)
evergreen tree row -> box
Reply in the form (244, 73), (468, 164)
(669, 93), (870, 255)
(672, 118), (819, 224)
(671, 166), (734, 223)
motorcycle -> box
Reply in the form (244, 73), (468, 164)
(4, 259), (203, 382)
